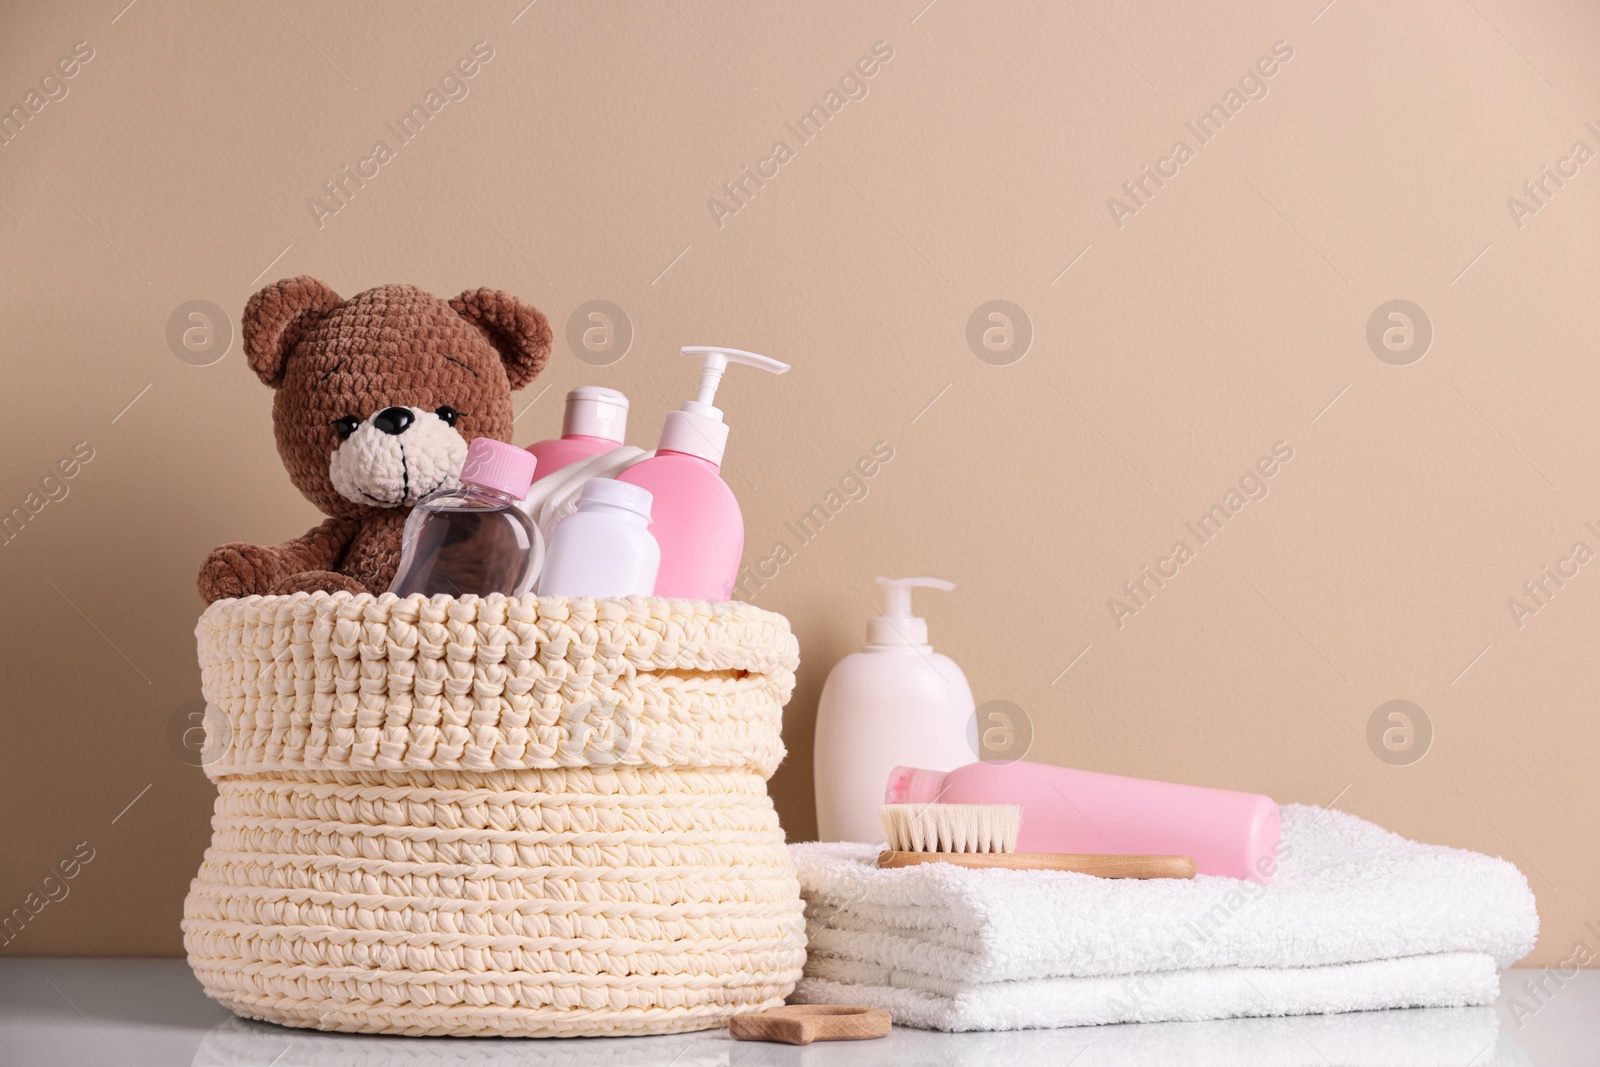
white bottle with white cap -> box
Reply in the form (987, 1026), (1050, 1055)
(617, 346), (789, 600)
(812, 577), (977, 843)
(537, 478), (660, 598)
(524, 386), (630, 478)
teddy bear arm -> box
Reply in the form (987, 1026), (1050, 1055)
(274, 516), (363, 573)
(266, 570), (368, 596)
(197, 518), (361, 602)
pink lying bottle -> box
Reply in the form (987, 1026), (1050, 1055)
(524, 386), (629, 477)
(886, 759), (1281, 882)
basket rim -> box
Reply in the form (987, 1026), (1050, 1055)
(194, 591), (799, 778)
(200, 590), (787, 621)
(197, 591), (796, 663)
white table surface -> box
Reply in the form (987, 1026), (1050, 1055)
(2, 958), (1595, 1066)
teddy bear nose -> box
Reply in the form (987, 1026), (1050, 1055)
(372, 407), (415, 436)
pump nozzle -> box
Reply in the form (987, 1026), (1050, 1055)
(680, 346), (790, 409)
(867, 576), (955, 648)
(657, 346), (791, 467)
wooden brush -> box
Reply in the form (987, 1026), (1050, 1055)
(878, 804), (1196, 879)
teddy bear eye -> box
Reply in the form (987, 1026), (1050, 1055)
(435, 406), (460, 427)
(332, 415), (361, 440)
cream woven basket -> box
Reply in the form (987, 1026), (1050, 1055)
(182, 592), (807, 1038)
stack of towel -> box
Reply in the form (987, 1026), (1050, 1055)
(790, 804), (1537, 1033)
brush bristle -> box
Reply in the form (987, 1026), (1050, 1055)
(880, 804), (1021, 854)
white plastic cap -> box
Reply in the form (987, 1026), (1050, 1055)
(657, 346), (790, 466)
(563, 386), (628, 443)
(576, 476), (653, 519)
(866, 576), (955, 648)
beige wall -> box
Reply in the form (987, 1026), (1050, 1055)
(2, 0), (1595, 965)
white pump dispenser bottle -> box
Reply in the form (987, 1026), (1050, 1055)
(812, 577), (977, 843)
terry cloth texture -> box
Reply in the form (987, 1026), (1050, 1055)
(183, 592), (806, 1038)
(790, 804), (1536, 1031)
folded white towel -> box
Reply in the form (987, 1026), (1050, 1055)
(794, 951), (1499, 1033)
(791, 804), (1537, 984)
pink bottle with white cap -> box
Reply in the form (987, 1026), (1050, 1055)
(525, 386), (629, 477)
(886, 759), (1282, 882)
(617, 347), (789, 601)
(388, 437), (545, 597)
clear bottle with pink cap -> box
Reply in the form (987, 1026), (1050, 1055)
(525, 386), (630, 478)
(388, 437), (544, 597)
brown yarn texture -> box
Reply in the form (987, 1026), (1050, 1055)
(197, 278), (551, 603)
(183, 592), (807, 1037)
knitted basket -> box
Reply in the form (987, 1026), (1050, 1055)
(181, 592), (807, 1038)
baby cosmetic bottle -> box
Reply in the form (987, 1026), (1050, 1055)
(537, 479), (661, 598)
(813, 578), (977, 843)
(617, 347), (789, 601)
(525, 387), (629, 478)
(388, 437), (544, 597)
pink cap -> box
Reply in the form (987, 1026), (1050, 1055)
(884, 765), (946, 805)
(459, 437), (538, 501)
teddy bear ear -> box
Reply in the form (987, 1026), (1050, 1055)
(449, 289), (552, 390)
(242, 276), (343, 387)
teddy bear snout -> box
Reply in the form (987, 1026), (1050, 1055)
(372, 407), (416, 435)
(326, 405), (469, 510)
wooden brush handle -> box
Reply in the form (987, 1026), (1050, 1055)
(729, 1005), (892, 1045)
(877, 850), (1196, 879)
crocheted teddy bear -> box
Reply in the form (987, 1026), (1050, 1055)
(197, 276), (551, 602)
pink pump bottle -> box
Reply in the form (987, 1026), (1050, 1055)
(617, 347), (789, 601)
(524, 386), (629, 477)
(887, 759), (1281, 882)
